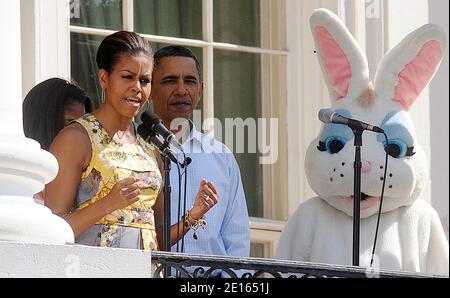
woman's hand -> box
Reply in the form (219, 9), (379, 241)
(189, 179), (219, 220)
(104, 176), (141, 212)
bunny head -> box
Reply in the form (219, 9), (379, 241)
(305, 9), (447, 218)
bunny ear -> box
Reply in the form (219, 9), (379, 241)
(374, 24), (446, 111)
(310, 9), (370, 103)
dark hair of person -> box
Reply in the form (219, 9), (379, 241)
(96, 30), (153, 73)
(153, 45), (202, 78)
(23, 78), (92, 151)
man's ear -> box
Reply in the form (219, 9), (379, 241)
(98, 69), (109, 90)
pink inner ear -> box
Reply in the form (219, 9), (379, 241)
(315, 26), (352, 100)
(394, 40), (443, 110)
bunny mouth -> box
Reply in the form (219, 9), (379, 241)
(343, 193), (380, 210)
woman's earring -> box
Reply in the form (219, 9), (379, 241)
(101, 89), (105, 104)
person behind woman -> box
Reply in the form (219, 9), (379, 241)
(45, 31), (218, 251)
(23, 77), (92, 151)
(23, 78), (92, 203)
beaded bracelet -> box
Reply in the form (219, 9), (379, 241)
(184, 210), (207, 240)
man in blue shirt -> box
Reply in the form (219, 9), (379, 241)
(151, 45), (250, 261)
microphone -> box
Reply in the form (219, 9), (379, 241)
(141, 111), (184, 152)
(318, 109), (384, 133)
(137, 124), (179, 164)
(184, 157), (193, 167)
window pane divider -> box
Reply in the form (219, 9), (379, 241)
(122, 0), (134, 31)
(70, 26), (288, 56)
(202, 0), (214, 135)
(212, 42), (287, 55)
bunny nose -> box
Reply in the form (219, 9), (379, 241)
(361, 160), (372, 173)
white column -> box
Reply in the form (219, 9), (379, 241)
(0, 0), (74, 244)
(21, 0), (71, 96)
(428, 0), (449, 231)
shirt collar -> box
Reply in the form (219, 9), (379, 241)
(182, 120), (203, 147)
(190, 122), (203, 143)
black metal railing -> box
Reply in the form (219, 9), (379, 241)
(151, 251), (444, 278)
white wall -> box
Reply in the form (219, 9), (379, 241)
(386, 0), (449, 222)
(0, 0), (23, 136)
(387, 0), (433, 200)
(20, 0), (37, 97)
(0, 241), (153, 277)
(428, 0), (449, 222)
(20, 0), (71, 97)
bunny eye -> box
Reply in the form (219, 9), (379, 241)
(318, 136), (347, 154)
(384, 139), (415, 158)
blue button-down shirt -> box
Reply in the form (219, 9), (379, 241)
(169, 125), (250, 258)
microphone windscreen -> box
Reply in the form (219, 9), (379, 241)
(141, 111), (161, 129)
(180, 156), (192, 168)
(318, 108), (335, 124)
(137, 123), (151, 140)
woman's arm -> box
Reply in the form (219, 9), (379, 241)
(45, 124), (141, 238)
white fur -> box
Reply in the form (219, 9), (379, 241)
(310, 9), (369, 102)
(277, 198), (448, 274)
(277, 8), (449, 275)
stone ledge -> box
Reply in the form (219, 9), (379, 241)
(0, 240), (152, 278)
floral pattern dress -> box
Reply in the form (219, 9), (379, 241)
(74, 114), (162, 251)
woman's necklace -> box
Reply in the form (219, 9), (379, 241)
(113, 124), (138, 144)
(116, 130), (126, 139)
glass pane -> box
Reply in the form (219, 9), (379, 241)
(70, 0), (123, 31)
(71, 33), (103, 108)
(214, 50), (263, 217)
(213, 0), (260, 47)
(134, 0), (202, 40)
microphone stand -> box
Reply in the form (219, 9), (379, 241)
(162, 154), (172, 277)
(352, 128), (363, 266)
(163, 154), (171, 250)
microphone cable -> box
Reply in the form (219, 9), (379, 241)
(181, 153), (190, 254)
(370, 132), (390, 267)
(174, 151), (189, 252)
(174, 152), (190, 253)
(175, 160), (183, 254)
(174, 152), (190, 278)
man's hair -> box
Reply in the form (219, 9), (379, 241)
(153, 45), (202, 78)
(23, 78), (92, 151)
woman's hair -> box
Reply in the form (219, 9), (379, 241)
(96, 31), (153, 73)
(23, 78), (92, 150)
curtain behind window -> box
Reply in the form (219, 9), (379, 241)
(134, 0), (201, 40)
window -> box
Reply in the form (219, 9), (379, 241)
(70, 0), (287, 257)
